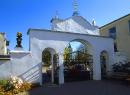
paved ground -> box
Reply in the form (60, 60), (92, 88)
(28, 80), (130, 95)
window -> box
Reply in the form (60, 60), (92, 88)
(109, 27), (116, 39)
(128, 20), (130, 34)
(114, 42), (118, 52)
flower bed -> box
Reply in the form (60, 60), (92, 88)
(0, 76), (31, 95)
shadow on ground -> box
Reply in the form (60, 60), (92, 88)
(28, 80), (130, 95)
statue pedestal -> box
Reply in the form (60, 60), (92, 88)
(10, 47), (30, 55)
(14, 47), (24, 51)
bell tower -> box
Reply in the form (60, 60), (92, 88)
(72, 0), (79, 16)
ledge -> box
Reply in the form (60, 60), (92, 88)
(10, 50), (31, 54)
(0, 55), (11, 60)
(10, 47), (31, 54)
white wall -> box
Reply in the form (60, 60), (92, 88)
(0, 51), (42, 84)
(0, 60), (11, 79)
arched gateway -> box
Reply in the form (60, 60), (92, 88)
(28, 28), (115, 84)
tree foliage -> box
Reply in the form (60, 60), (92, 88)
(42, 50), (51, 66)
(63, 44), (92, 70)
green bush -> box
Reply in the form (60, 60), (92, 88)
(0, 80), (8, 86)
(112, 62), (130, 73)
(3, 81), (15, 92)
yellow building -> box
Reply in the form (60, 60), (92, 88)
(0, 32), (10, 60)
(100, 14), (130, 62)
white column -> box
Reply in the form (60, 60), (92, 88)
(51, 54), (54, 83)
(93, 52), (101, 80)
(58, 53), (64, 84)
(107, 52), (115, 76)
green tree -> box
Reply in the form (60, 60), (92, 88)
(42, 50), (51, 66)
(63, 44), (72, 66)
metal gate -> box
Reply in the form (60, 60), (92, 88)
(64, 51), (93, 82)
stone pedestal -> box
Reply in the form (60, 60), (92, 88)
(14, 47), (24, 51)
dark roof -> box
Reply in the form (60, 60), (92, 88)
(100, 14), (130, 29)
(0, 55), (11, 60)
(0, 32), (5, 35)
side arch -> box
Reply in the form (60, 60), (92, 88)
(42, 47), (58, 84)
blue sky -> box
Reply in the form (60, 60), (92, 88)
(0, 0), (130, 50)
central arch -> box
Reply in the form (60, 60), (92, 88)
(63, 39), (93, 82)
(70, 39), (93, 55)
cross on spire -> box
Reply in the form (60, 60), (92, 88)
(72, 0), (79, 16)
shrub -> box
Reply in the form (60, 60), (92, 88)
(0, 80), (8, 86)
(0, 76), (32, 95)
(112, 62), (130, 73)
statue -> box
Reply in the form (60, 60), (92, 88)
(16, 32), (22, 48)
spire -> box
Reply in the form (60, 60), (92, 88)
(54, 10), (59, 19)
(50, 10), (59, 23)
(92, 19), (96, 26)
(72, 0), (79, 16)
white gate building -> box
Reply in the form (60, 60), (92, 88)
(28, 28), (115, 84)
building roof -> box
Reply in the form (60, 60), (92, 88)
(52, 16), (98, 30)
(51, 15), (99, 35)
(0, 32), (5, 35)
(27, 28), (111, 39)
(100, 14), (130, 29)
